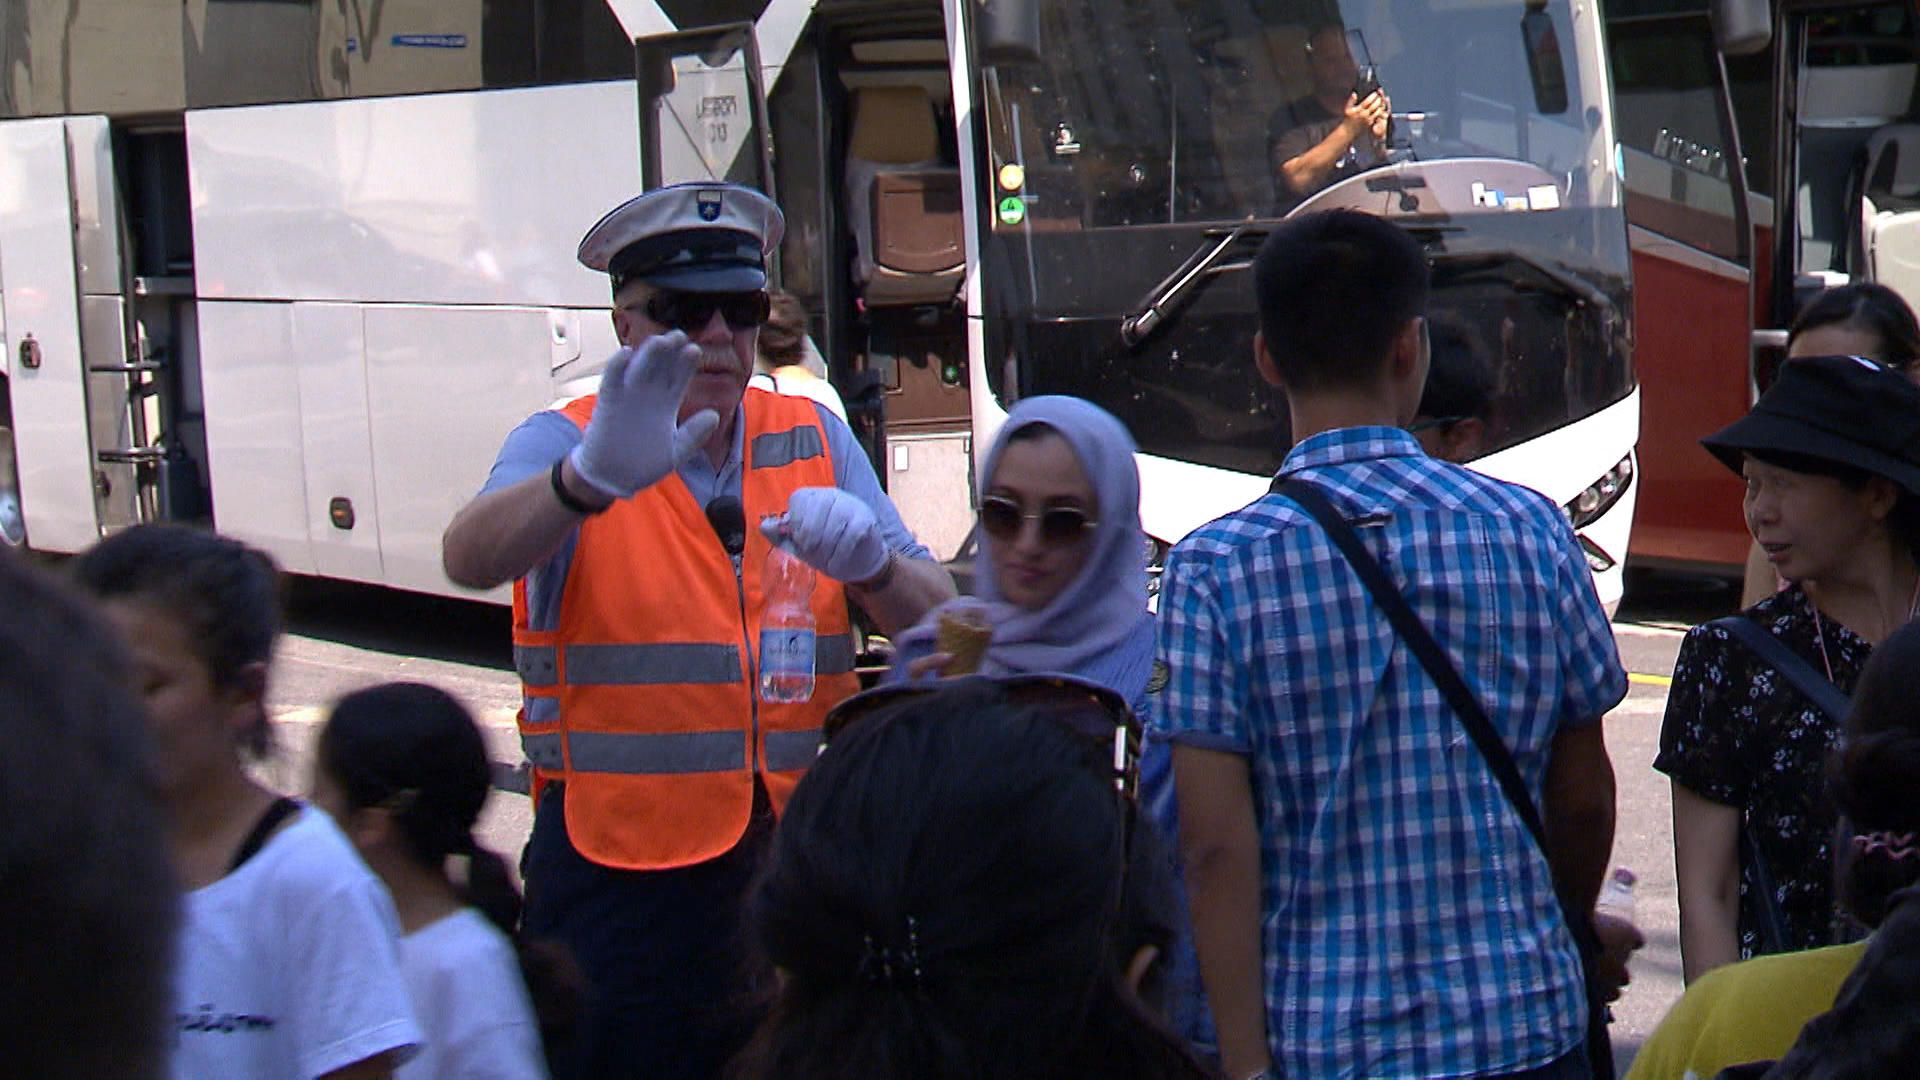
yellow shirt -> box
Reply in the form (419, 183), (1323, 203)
(1624, 940), (1869, 1080)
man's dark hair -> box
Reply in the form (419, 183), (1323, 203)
(0, 550), (178, 1079)
(1252, 209), (1430, 393)
(1418, 317), (1494, 421)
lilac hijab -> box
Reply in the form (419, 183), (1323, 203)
(897, 395), (1150, 678)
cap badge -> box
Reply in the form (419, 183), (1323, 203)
(697, 189), (723, 222)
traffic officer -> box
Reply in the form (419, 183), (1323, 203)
(442, 182), (955, 1080)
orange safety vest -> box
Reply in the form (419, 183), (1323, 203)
(511, 388), (860, 870)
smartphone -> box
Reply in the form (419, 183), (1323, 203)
(1354, 64), (1381, 100)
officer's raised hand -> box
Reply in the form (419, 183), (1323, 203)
(568, 330), (722, 501)
(761, 487), (890, 584)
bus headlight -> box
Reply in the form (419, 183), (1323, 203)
(1144, 534), (1170, 609)
(1564, 454), (1634, 531)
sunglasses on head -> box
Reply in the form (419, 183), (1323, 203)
(821, 674), (1141, 798)
(978, 496), (1097, 545)
(630, 289), (771, 334)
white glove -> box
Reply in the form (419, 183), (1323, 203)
(568, 332), (721, 500)
(761, 487), (889, 584)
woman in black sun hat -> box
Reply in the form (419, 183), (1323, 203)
(1662, 353), (1920, 986)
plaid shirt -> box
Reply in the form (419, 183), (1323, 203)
(1151, 427), (1626, 1079)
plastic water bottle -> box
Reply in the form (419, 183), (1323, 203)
(1596, 866), (1637, 923)
(759, 544), (816, 703)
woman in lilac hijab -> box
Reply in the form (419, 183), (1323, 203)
(888, 395), (1155, 705)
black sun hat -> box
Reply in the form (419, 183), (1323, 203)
(1700, 353), (1920, 496)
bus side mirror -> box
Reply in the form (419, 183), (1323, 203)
(976, 0), (1042, 66)
(1520, 4), (1569, 116)
(1711, 0), (1772, 57)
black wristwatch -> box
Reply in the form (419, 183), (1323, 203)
(550, 457), (610, 516)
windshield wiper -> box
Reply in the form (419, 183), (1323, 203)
(1120, 220), (1269, 347)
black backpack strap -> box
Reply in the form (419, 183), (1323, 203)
(1705, 613), (1848, 954)
(1707, 615), (1852, 724)
(229, 796), (302, 874)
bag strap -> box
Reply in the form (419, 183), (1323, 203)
(1274, 476), (1551, 849)
(230, 796), (302, 874)
(1706, 615), (1851, 724)
(1705, 613), (1847, 954)
(1276, 474), (1614, 1079)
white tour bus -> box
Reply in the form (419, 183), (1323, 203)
(0, 0), (1638, 606)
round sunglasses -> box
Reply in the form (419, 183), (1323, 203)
(978, 495), (1097, 545)
(623, 289), (771, 334)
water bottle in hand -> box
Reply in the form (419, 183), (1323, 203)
(1596, 866), (1638, 923)
(760, 543), (816, 703)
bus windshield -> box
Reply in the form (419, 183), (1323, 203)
(970, 0), (1632, 481)
(981, 0), (1611, 232)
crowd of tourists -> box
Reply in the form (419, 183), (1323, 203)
(9, 188), (1920, 1080)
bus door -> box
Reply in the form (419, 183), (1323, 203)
(635, 13), (979, 562)
(1609, 6), (1758, 570)
(1775, 3), (1920, 336)
(0, 115), (137, 552)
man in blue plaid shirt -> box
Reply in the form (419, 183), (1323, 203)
(1152, 210), (1625, 1080)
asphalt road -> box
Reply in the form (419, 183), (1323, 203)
(259, 568), (1747, 1075)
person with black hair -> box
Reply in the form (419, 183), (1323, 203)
(1739, 283), (1920, 607)
(1664, 354), (1920, 985)
(1631, 618), (1920, 1079)
(73, 524), (421, 1080)
(1154, 209), (1624, 1080)
(0, 551), (177, 1080)
(736, 678), (1211, 1080)
(312, 682), (560, 1080)
(1408, 317), (1495, 463)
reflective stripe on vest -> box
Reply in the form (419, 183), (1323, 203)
(510, 388), (862, 870)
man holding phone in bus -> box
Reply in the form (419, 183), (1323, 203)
(1268, 23), (1391, 213)
(442, 182), (954, 1079)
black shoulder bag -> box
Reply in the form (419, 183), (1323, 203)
(1275, 476), (1614, 1080)
(1705, 615), (1852, 955)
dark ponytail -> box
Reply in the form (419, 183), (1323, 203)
(319, 682), (582, 1069)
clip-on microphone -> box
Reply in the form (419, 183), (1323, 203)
(705, 496), (747, 558)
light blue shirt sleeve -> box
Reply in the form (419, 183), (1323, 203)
(1149, 546), (1252, 754)
(478, 411), (582, 497)
(818, 403), (932, 561)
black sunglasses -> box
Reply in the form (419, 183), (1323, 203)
(978, 495), (1097, 546)
(630, 289), (771, 334)
(821, 674), (1140, 798)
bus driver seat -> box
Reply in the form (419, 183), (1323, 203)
(1857, 123), (1920, 312)
(845, 85), (965, 306)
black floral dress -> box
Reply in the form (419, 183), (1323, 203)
(1656, 585), (1868, 959)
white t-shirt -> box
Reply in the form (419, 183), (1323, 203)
(172, 805), (422, 1079)
(397, 908), (549, 1080)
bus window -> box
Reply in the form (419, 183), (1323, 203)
(0, 0), (634, 119)
(1609, 12), (1745, 262)
(1791, 3), (1920, 278)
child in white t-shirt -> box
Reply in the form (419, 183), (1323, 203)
(74, 525), (422, 1080)
(311, 682), (553, 1080)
